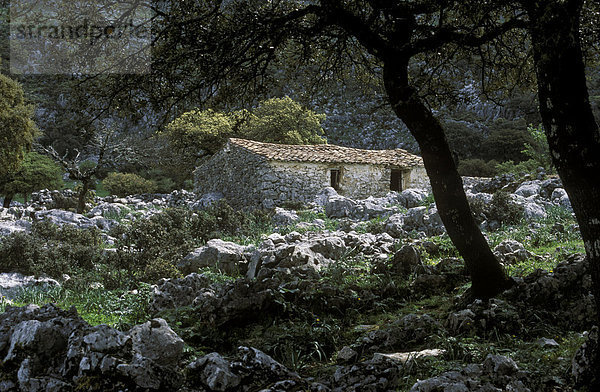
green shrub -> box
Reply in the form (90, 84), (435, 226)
(495, 159), (539, 177)
(488, 191), (524, 226)
(0, 152), (63, 202)
(103, 172), (157, 197)
(148, 174), (177, 194)
(107, 202), (272, 286)
(0, 221), (103, 278)
(458, 158), (498, 177)
(468, 191), (524, 228)
(143, 258), (183, 284)
(522, 125), (553, 173)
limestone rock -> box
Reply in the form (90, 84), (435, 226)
(179, 239), (250, 275)
(34, 209), (96, 229)
(551, 188), (572, 210)
(572, 326), (599, 388)
(493, 240), (534, 265)
(514, 181), (541, 198)
(150, 273), (213, 312)
(336, 346), (358, 363)
(0, 273), (60, 300)
(187, 352), (241, 391)
(325, 195), (357, 218)
(390, 244), (422, 276)
(129, 318), (184, 367)
(272, 207), (300, 227)
(397, 189), (429, 208)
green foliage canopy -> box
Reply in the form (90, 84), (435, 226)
(241, 97), (326, 145)
(165, 109), (233, 156)
(163, 96), (326, 157)
(103, 172), (157, 197)
(0, 152), (63, 200)
(0, 73), (38, 177)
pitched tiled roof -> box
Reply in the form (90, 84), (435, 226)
(228, 138), (423, 167)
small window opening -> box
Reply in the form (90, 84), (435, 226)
(330, 169), (341, 190)
(390, 169), (402, 192)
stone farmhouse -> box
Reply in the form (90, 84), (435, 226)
(194, 138), (430, 208)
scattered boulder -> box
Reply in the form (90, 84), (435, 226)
(389, 244), (422, 276)
(514, 181), (541, 198)
(129, 318), (184, 367)
(313, 187), (339, 207)
(493, 239), (535, 265)
(325, 195), (357, 218)
(572, 326), (599, 388)
(551, 188), (572, 210)
(0, 273), (60, 301)
(187, 352), (242, 391)
(396, 189), (429, 208)
(336, 346), (358, 363)
(522, 201), (548, 220)
(178, 239), (251, 275)
(0, 219), (31, 236)
(150, 273), (213, 313)
(411, 354), (529, 392)
(539, 178), (562, 199)
(372, 348), (445, 366)
(0, 304), (187, 391)
(331, 354), (401, 392)
(271, 207), (300, 227)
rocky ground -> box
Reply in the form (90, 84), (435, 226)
(0, 174), (597, 391)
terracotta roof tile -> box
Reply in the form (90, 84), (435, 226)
(229, 138), (423, 167)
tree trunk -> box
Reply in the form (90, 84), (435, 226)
(527, 0), (600, 322)
(526, 1), (600, 386)
(383, 60), (511, 299)
(3, 193), (14, 208)
(77, 180), (90, 214)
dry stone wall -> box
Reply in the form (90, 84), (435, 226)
(194, 144), (430, 208)
(194, 143), (269, 207)
(405, 166), (430, 190)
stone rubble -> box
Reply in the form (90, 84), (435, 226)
(0, 175), (593, 391)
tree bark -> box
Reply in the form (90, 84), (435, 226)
(383, 59), (511, 299)
(526, 0), (600, 386)
(526, 0), (600, 323)
(77, 180), (91, 214)
(3, 193), (14, 208)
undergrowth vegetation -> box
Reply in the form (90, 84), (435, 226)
(0, 198), (590, 390)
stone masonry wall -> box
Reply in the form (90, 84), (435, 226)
(195, 143), (430, 209)
(257, 162), (430, 208)
(404, 166), (431, 190)
(259, 162), (329, 208)
(194, 143), (269, 208)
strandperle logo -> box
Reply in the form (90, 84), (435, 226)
(13, 19), (149, 46)
(9, 0), (152, 75)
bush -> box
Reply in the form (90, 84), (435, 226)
(522, 125), (553, 173)
(0, 152), (63, 202)
(488, 191), (524, 226)
(0, 221), (103, 278)
(142, 258), (182, 283)
(495, 159), (540, 177)
(458, 159), (498, 177)
(106, 202), (272, 286)
(468, 191), (524, 228)
(103, 172), (157, 197)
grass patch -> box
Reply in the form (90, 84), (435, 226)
(1, 284), (152, 329)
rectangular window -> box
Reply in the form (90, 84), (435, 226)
(390, 169), (402, 191)
(330, 169), (340, 190)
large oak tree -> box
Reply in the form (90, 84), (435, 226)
(153, 0), (532, 298)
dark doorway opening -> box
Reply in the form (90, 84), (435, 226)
(390, 169), (402, 192)
(330, 169), (340, 190)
